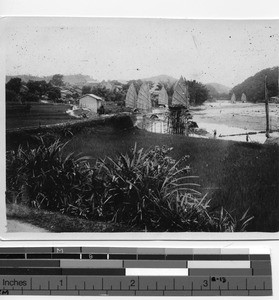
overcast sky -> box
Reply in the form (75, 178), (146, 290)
(4, 17), (279, 87)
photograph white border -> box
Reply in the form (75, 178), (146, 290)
(1, 0), (279, 242)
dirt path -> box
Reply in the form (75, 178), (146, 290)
(6, 219), (49, 232)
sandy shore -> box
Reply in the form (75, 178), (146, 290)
(146, 101), (279, 143)
(192, 101), (279, 132)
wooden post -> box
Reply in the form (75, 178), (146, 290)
(265, 75), (270, 138)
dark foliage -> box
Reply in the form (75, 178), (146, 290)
(21, 92), (40, 103)
(188, 80), (209, 105)
(6, 89), (20, 102)
(49, 74), (64, 87)
(6, 138), (253, 232)
(48, 87), (61, 101)
(231, 67), (279, 102)
(6, 78), (22, 94)
(26, 80), (50, 97)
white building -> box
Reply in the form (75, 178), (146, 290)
(79, 94), (104, 112)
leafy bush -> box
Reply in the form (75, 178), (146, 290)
(97, 144), (192, 229)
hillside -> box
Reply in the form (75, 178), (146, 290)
(231, 67), (279, 103)
(6, 74), (95, 86)
(205, 83), (230, 99)
(206, 82), (230, 94)
(6, 75), (51, 83)
(140, 74), (177, 84)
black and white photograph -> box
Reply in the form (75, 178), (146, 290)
(4, 17), (279, 233)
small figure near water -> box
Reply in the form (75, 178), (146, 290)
(213, 129), (217, 138)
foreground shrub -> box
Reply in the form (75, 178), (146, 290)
(97, 144), (195, 229)
(97, 144), (253, 231)
(6, 139), (253, 231)
(6, 138), (105, 218)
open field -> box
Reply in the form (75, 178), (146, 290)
(63, 126), (279, 232)
(6, 103), (76, 129)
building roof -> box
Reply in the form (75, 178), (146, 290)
(79, 93), (103, 101)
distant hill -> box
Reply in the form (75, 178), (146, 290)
(231, 67), (279, 103)
(6, 74), (95, 86)
(140, 74), (177, 84)
(206, 82), (230, 94)
(6, 74), (50, 83)
(63, 74), (93, 85)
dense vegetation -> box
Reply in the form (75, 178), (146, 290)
(7, 73), (211, 107)
(6, 137), (253, 232)
(6, 74), (65, 103)
(7, 121), (279, 232)
(231, 67), (279, 102)
(81, 78), (210, 106)
(63, 128), (279, 232)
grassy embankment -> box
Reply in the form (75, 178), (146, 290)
(6, 103), (76, 129)
(7, 123), (279, 232)
(63, 127), (279, 232)
(6, 101), (128, 130)
(6, 103), (279, 232)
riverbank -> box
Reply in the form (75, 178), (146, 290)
(191, 101), (279, 142)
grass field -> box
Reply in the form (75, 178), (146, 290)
(63, 127), (279, 232)
(6, 103), (76, 129)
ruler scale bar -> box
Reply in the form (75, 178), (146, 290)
(0, 247), (272, 296)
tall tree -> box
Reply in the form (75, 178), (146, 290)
(6, 89), (20, 102)
(26, 80), (49, 97)
(6, 78), (22, 94)
(48, 87), (61, 101)
(50, 74), (64, 87)
(187, 80), (209, 105)
(82, 85), (91, 95)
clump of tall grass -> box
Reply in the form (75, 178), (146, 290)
(6, 138), (105, 218)
(97, 144), (196, 230)
(6, 139), (253, 231)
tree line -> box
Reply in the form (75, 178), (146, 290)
(156, 79), (209, 106)
(7, 73), (210, 106)
(82, 78), (210, 106)
(6, 74), (65, 103)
